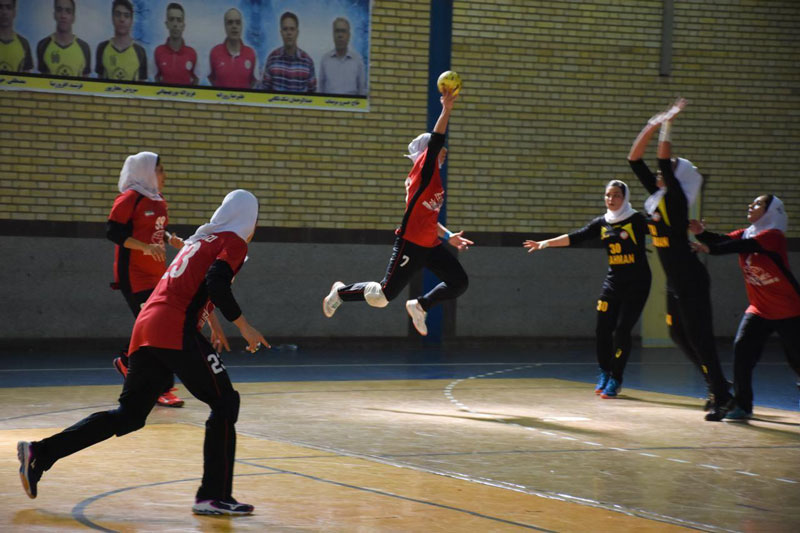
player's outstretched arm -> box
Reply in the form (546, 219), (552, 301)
(523, 234), (570, 252)
(433, 89), (457, 135)
(439, 224), (473, 251)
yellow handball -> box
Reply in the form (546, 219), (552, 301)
(437, 70), (462, 96)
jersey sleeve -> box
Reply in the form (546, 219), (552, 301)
(567, 217), (602, 246)
(216, 237), (248, 271)
(753, 229), (785, 254)
(135, 44), (147, 81)
(628, 159), (659, 194)
(696, 230), (730, 246)
(36, 37), (50, 74)
(95, 41), (107, 77)
(206, 260), (242, 322)
(726, 228), (745, 240)
(708, 239), (762, 255)
(19, 35), (33, 71)
(420, 132), (446, 185)
(108, 191), (138, 224)
(78, 39), (91, 76)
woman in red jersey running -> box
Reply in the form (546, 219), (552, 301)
(18, 190), (268, 516)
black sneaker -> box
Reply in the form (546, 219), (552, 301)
(17, 441), (42, 499)
(192, 498), (254, 516)
(703, 392), (714, 411)
(704, 396), (733, 422)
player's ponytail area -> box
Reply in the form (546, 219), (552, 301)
(1, 346), (798, 532)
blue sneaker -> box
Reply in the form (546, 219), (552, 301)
(723, 406), (752, 421)
(594, 371), (610, 395)
(601, 378), (622, 399)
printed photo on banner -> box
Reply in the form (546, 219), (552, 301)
(0, 0), (370, 110)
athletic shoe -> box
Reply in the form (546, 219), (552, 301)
(322, 281), (345, 318)
(405, 299), (428, 336)
(704, 398), (731, 421)
(17, 441), (42, 499)
(601, 378), (621, 399)
(703, 393), (713, 412)
(594, 371), (610, 394)
(157, 388), (184, 408)
(723, 406), (753, 421)
(192, 498), (254, 516)
(112, 356), (128, 378)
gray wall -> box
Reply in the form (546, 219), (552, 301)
(0, 235), (772, 341)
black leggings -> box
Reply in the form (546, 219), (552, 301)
(339, 236), (469, 311)
(120, 289), (175, 392)
(596, 285), (650, 382)
(32, 333), (239, 501)
(732, 313), (800, 412)
(667, 287), (730, 401)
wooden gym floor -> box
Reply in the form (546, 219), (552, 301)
(1, 343), (798, 532)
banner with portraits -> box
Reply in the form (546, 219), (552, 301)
(0, 0), (371, 111)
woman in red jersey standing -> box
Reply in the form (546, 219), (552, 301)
(322, 89), (472, 336)
(18, 190), (268, 516)
(107, 151), (185, 407)
(691, 195), (800, 420)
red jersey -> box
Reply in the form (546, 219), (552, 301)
(396, 135), (446, 248)
(108, 190), (169, 293)
(129, 231), (247, 352)
(208, 43), (256, 89)
(729, 228), (800, 319)
(154, 40), (197, 85)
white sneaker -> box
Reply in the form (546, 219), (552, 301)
(323, 281), (345, 318)
(405, 299), (428, 336)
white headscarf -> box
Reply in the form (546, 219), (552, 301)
(744, 195), (788, 239)
(118, 151), (163, 201)
(604, 180), (637, 224)
(644, 157), (702, 215)
(405, 132), (431, 162)
(185, 189), (259, 245)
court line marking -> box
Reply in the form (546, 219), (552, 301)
(228, 425), (728, 533)
(70, 466), (556, 532)
(442, 366), (797, 528)
(2, 360), (792, 372)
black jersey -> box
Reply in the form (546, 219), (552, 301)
(629, 158), (706, 292)
(568, 212), (651, 294)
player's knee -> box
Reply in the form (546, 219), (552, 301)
(209, 390), (240, 425)
(112, 407), (147, 437)
(451, 273), (469, 297)
(364, 281), (390, 307)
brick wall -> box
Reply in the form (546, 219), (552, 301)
(1, 0), (798, 236)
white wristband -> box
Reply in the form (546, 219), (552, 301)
(659, 121), (672, 143)
(539, 241), (549, 249)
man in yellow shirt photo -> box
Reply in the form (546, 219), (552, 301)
(0, 0), (33, 73)
(37, 0), (91, 77)
(95, 0), (147, 81)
